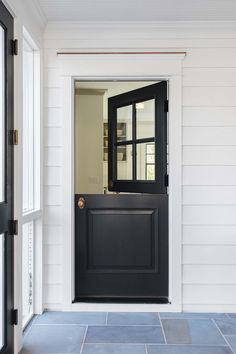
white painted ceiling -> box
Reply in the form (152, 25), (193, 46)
(37, 0), (236, 22)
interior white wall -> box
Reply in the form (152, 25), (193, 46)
(43, 21), (236, 313)
(75, 92), (104, 194)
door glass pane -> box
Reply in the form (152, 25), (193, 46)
(117, 105), (132, 141)
(0, 234), (4, 350)
(117, 145), (132, 180)
(137, 143), (155, 181)
(136, 99), (155, 140)
(22, 222), (34, 327)
(0, 27), (5, 202)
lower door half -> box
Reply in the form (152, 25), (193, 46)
(75, 194), (168, 303)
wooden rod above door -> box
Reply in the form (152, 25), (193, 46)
(57, 51), (187, 55)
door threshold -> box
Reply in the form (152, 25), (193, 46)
(73, 297), (169, 304)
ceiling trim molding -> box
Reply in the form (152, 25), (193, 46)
(46, 20), (236, 32)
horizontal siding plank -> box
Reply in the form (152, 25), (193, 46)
(45, 127), (63, 147)
(183, 166), (236, 185)
(44, 108), (62, 127)
(44, 284), (62, 304)
(44, 88), (62, 108)
(183, 68), (236, 87)
(44, 147), (62, 167)
(44, 206), (63, 225)
(183, 107), (236, 127)
(183, 265), (236, 284)
(183, 284), (236, 304)
(183, 205), (236, 225)
(183, 127), (236, 146)
(183, 245), (236, 264)
(183, 87), (236, 107)
(183, 48), (236, 67)
(183, 304), (236, 312)
(183, 146), (236, 165)
(44, 68), (61, 88)
(183, 186), (236, 205)
(44, 49), (60, 69)
(183, 225), (236, 245)
(44, 38), (236, 49)
(44, 225), (63, 245)
(44, 186), (62, 206)
(44, 167), (62, 186)
(43, 27), (236, 41)
(44, 244), (62, 265)
(44, 265), (63, 284)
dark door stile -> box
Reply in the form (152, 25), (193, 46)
(74, 81), (168, 303)
(0, 1), (14, 353)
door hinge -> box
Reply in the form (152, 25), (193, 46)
(12, 39), (18, 56)
(11, 130), (18, 145)
(11, 309), (18, 325)
(164, 174), (169, 187)
(9, 220), (18, 236)
(164, 100), (169, 113)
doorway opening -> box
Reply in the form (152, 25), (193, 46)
(74, 80), (169, 303)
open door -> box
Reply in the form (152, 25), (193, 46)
(0, 1), (14, 353)
(75, 81), (168, 302)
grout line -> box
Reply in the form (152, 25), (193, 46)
(106, 312), (108, 325)
(78, 342), (229, 346)
(145, 343), (148, 354)
(212, 319), (235, 353)
(158, 313), (167, 344)
(31, 323), (162, 327)
(80, 325), (88, 354)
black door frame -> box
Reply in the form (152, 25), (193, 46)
(0, 1), (14, 353)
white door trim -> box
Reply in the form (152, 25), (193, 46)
(61, 54), (185, 312)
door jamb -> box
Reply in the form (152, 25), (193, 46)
(62, 65), (183, 312)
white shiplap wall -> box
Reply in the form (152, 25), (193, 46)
(43, 22), (236, 312)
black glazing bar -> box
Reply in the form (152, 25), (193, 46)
(132, 103), (137, 181)
(115, 137), (155, 146)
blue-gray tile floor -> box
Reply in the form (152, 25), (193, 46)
(20, 311), (236, 354)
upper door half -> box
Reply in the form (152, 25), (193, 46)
(108, 81), (168, 194)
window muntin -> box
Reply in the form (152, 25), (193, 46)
(115, 98), (155, 182)
(145, 143), (155, 180)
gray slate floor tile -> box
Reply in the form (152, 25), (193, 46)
(162, 319), (226, 345)
(82, 343), (146, 354)
(33, 311), (106, 325)
(225, 336), (236, 353)
(85, 325), (164, 344)
(160, 313), (228, 319)
(107, 312), (160, 325)
(147, 345), (233, 354)
(21, 324), (86, 353)
(227, 314), (236, 319)
(215, 319), (236, 335)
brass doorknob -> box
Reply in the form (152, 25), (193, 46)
(78, 197), (85, 209)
